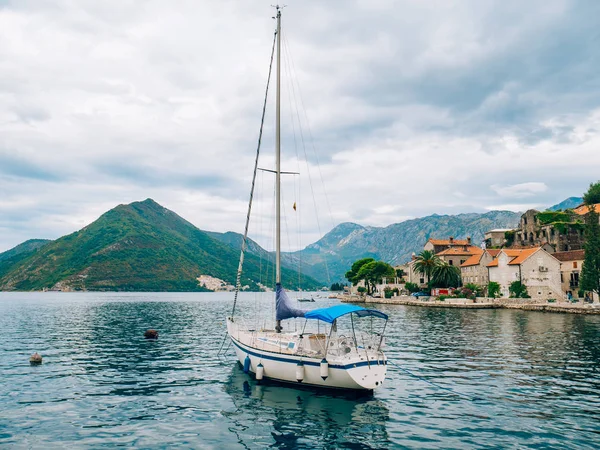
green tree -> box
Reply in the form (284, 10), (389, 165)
(583, 181), (600, 205)
(487, 281), (501, 298)
(356, 260), (395, 294)
(431, 261), (461, 288)
(405, 282), (420, 293)
(345, 258), (375, 285)
(581, 204), (600, 297)
(414, 250), (440, 285)
(330, 282), (345, 291)
(509, 281), (529, 298)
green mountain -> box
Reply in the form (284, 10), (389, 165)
(0, 239), (51, 262)
(0, 239), (52, 280)
(0, 199), (321, 292)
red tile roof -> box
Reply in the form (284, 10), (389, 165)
(428, 239), (470, 246)
(552, 249), (585, 262)
(508, 248), (540, 265)
(486, 248), (541, 267)
(460, 253), (483, 267)
(460, 249), (500, 267)
(437, 246), (483, 257)
(573, 203), (600, 215)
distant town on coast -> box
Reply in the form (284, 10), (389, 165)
(336, 181), (600, 313)
(1, 182), (599, 312)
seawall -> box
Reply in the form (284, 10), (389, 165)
(337, 295), (600, 314)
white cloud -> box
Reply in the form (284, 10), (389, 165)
(1, 0), (599, 252)
(491, 182), (549, 198)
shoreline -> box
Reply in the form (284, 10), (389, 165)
(336, 294), (600, 315)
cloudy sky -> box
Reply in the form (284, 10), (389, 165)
(1, 0), (599, 252)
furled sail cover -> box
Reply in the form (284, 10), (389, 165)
(275, 283), (306, 321)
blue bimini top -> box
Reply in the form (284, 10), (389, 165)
(303, 304), (388, 324)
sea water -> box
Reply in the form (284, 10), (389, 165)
(1, 292), (599, 449)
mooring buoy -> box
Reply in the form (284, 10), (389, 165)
(144, 329), (159, 339)
(30, 352), (42, 365)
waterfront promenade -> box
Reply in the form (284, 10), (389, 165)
(338, 294), (600, 314)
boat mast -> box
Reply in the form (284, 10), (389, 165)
(275, 5), (282, 287)
(275, 5), (282, 333)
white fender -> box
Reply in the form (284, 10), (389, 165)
(320, 358), (329, 380)
(256, 362), (264, 382)
(296, 362), (304, 382)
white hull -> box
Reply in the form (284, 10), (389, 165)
(227, 318), (387, 391)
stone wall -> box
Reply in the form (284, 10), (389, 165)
(512, 209), (585, 252)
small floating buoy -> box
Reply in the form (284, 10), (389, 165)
(243, 355), (251, 373)
(30, 352), (42, 365)
(256, 362), (264, 382)
(320, 358), (329, 380)
(296, 361), (304, 383)
(144, 329), (159, 340)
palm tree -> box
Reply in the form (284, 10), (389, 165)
(414, 250), (439, 285)
(431, 261), (461, 288)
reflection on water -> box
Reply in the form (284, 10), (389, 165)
(1, 292), (599, 448)
(224, 364), (390, 449)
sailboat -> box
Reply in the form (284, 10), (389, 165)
(226, 6), (388, 391)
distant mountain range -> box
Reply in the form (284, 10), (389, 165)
(548, 197), (583, 211)
(0, 197), (580, 290)
(0, 199), (320, 292)
(281, 210), (522, 283)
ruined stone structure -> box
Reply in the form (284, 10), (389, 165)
(511, 209), (585, 252)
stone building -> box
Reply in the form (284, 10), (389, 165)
(511, 209), (585, 252)
(460, 249), (500, 286)
(404, 258), (426, 287)
(406, 237), (480, 288)
(424, 237), (472, 254)
(436, 245), (483, 268)
(552, 250), (585, 298)
(484, 229), (513, 248)
(487, 248), (562, 300)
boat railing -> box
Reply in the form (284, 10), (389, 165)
(325, 333), (383, 359)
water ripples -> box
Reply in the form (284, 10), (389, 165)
(1, 292), (600, 448)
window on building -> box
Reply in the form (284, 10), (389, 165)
(571, 273), (579, 287)
(573, 262), (578, 269)
(449, 260), (453, 265)
(420, 278), (424, 284)
(460, 260), (465, 265)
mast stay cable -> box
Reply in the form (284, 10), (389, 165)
(282, 33), (332, 285)
(230, 29), (277, 320)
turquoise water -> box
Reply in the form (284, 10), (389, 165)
(1, 292), (599, 449)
